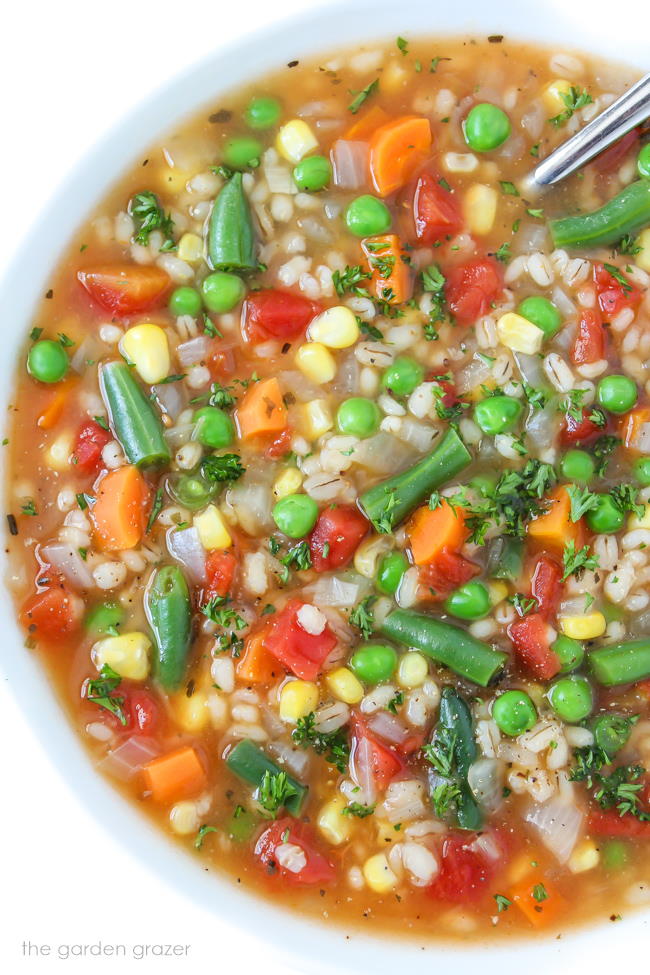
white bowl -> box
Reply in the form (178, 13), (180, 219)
(1, 0), (648, 970)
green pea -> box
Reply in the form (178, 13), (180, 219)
(27, 339), (69, 384)
(444, 581), (491, 620)
(376, 551), (408, 595)
(85, 601), (125, 636)
(222, 135), (263, 169)
(633, 456), (650, 486)
(547, 675), (594, 723)
(559, 449), (595, 484)
(585, 494), (625, 534)
(596, 374), (638, 415)
(245, 96), (282, 131)
(201, 272), (246, 313)
(638, 144), (650, 180)
(349, 643), (398, 683)
(551, 635), (584, 673)
(469, 472), (498, 497)
(169, 472), (217, 511)
(193, 407), (234, 449)
(293, 155), (332, 192)
(344, 195), (391, 237)
(492, 689), (537, 736)
(336, 397), (381, 438)
(381, 357), (425, 397)
(272, 493), (319, 538)
(591, 713), (636, 756)
(169, 286), (202, 317)
(518, 296), (562, 339)
(463, 103), (511, 152)
(227, 806), (258, 843)
(602, 839), (630, 872)
(473, 395), (522, 436)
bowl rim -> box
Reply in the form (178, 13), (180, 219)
(1, 0), (650, 969)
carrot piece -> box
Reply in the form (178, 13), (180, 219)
(510, 875), (566, 928)
(369, 116), (432, 197)
(142, 746), (206, 802)
(90, 465), (150, 551)
(236, 377), (287, 441)
(344, 104), (390, 141)
(236, 625), (277, 684)
(37, 380), (76, 429)
(621, 406), (650, 452)
(408, 501), (467, 566)
(361, 234), (412, 305)
(527, 486), (583, 553)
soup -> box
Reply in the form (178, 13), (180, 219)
(7, 33), (650, 941)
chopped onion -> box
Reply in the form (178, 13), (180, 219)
(468, 758), (504, 814)
(525, 398), (558, 449)
(455, 356), (491, 395)
(40, 542), (94, 590)
(166, 526), (206, 583)
(277, 370), (322, 402)
(468, 830), (502, 862)
(551, 285), (576, 317)
(331, 140), (369, 190)
(153, 381), (187, 421)
(631, 610), (650, 637)
(515, 351), (546, 389)
(267, 740), (311, 779)
(331, 352), (360, 396)
(98, 736), (159, 782)
(164, 423), (194, 449)
(353, 432), (415, 473)
(71, 335), (104, 374)
(177, 336), (211, 367)
(551, 319), (577, 354)
(349, 735), (378, 804)
(513, 221), (550, 255)
(398, 418), (437, 452)
(368, 711), (410, 746)
(226, 479), (273, 536)
(633, 422), (650, 453)
(524, 798), (583, 863)
(307, 574), (361, 608)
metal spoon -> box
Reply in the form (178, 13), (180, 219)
(522, 73), (650, 196)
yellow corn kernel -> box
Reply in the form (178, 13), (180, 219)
(44, 431), (73, 471)
(273, 467), (304, 499)
(307, 306), (360, 349)
(497, 312), (545, 355)
(279, 679), (319, 723)
(295, 342), (337, 384)
(375, 818), (399, 845)
(353, 535), (392, 579)
(559, 612), (606, 640)
(397, 651), (428, 689)
(634, 228), (650, 273)
(382, 62), (408, 93)
(173, 689), (210, 733)
(326, 667), (364, 705)
(120, 323), (170, 385)
(301, 399), (333, 439)
(462, 183), (498, 236)
(628, 503), (650, 530)
(177, 232), (204, 264)
(317, 795), (352, 845)
(276, 119), (318, 163)
(488, 581), (509, 606)
(542, 79), (573, 115)
(568, 839), (600, 874)
(169, 800), (200, 836)
(193, 504), (232, 550)
(160, 167), (191, 193)
(92, 632), (151, 680)
(363, 853), (398, 893)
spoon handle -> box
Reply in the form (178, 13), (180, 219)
(525, 73), (650, 191)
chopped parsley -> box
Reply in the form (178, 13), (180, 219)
(386, 691), (404, 714)
(332, 265), (372, 297)
(258, 770), (298, 817)
(348, 78), (379, 114)
(278, 540), (312, 582)
(292, 712), (350, 774)
(549, 86), (593, 127)
(495, 242), (512, 264)
(566, 484), (599, 522)
(494, 894), (511, 913)
(562, 541), (599, 582)
(146, 486), (164, 533)
(86, 664), (126, 725)
(341, 802), (375, 818)
(509, 593), (537, 617)
(396, 36), (409, 55)
(432, 782), (462, 818)
(532, 883), (548, 903)
(194, 825), (218, 849)
(201, 596), (247, 631)
(20, 499), (37, 516)
(130, 190), (176, 250)
(499, 180), (519, 196)
(349, 595), (377, 640)
(201, 453), (245, 482)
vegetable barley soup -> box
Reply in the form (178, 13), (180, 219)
(8, 32), (650, 941)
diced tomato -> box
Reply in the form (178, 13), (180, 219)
(72, 420), (112, 474)
(572, 308), (606, 365)
(255, 817), (336, 885)
(20, 587), (82, 644)
(410, 172), (463, 245)
(77, 265), (170, 315)
(445, 257), (503, 327)
(560, 408), (608, 447)
(309, 505), (369, 573)
(242, 289), (321, 342)
(350, 716), (404, 791)
(208, 345), (237, 380)
(509, 613), (561, 680)
(593, 261), (641, 318)
(588, 807), (650, 838)
(203, 550), (237, 602)
(265, 427), (292, 459)
(592, 128), (639, 173)
(429, 834), (495, 903)
(264, 599), (337, 681)
(126, 688), (161, 735)
(530, 554), (563, 622)
(420, 550), (480, 600)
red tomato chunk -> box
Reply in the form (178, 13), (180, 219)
(72, 420), (112, 473)
(410, 172), (462, 245)
(242, 289), (321, 342)
(264, 599), (337, 680)
(203, 550), (237, 602)
(530, 554), (563, 622)
(20, 587), (82, 643)
(593, 262), (641, 318)
(309, 505), (369, 573)
(429, 834), (495, 903)
(509, 613), (561, 680)
(572, 309), (606, 365)
(77, 265), (170, 315)
(255, 817), (335, 885)
(420, 550), (480, 600)
(444, 258), (503, 326)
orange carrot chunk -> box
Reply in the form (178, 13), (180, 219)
(90, 465), (150, 551)
(527, 486), (584, 553)
(37, 379), (77, 429)
(344, 104), (390, 141)
(361, 234), (412, 305)
(236, 626), (278, 684)
(408, 500), (468, 566)
(621, 406), (650, 452)
(369, 116), (432, 197)
(142, 746), (207, 803)
(236, 377), (287, 441)
(510, 875), (566, 928)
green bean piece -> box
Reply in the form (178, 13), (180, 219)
(589, 639), (650, 686)
(208, 172), (256, 271)
(100, 361), (171, 468)
(549, 179), (650, 251)
(226, 738), (307, 815)
(430, 687), (482, 830)
(486, 536), (523, 581)
(359, 427), (472, 533)
(381, 609), (507, 687)
(145, 565), (192, 691)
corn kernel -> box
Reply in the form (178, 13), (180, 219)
(177, 232), (204, 264)
(273, 467), (304, 499)
(193, 504), (232, 550)
(317, 795), (352, 845)
(397, 651), (428, 689)
(279, 679), (319, 723)
(92, 632), (151, 680)
(497, 312), (545, 355)
(462, 183), (498, 235)
(301, 399), (333, 439)
(568, 839), (600, 874)
(307, 306), (360, 349)
(120, 323), (170, 384)
(488, 581), (509, 606)
(353, 535), (392, 579)
(375, 818), (399, 845)
(542, 79), (573, 115)
(634, 228), (650, 273)
(363, 853), (398, 893)
(169, 800), (200, 835)
(326, 667), (364, 705)
(44, 431), (73, 471)
(382, 62), (408, 93)
(160, 167), (190, 193)
(628, 504), (650, 530)
(276, 119), (318, 163)
(559, 612), (606, 640)
(173, 689), (210, 732)
(295, 342), (337, 384)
